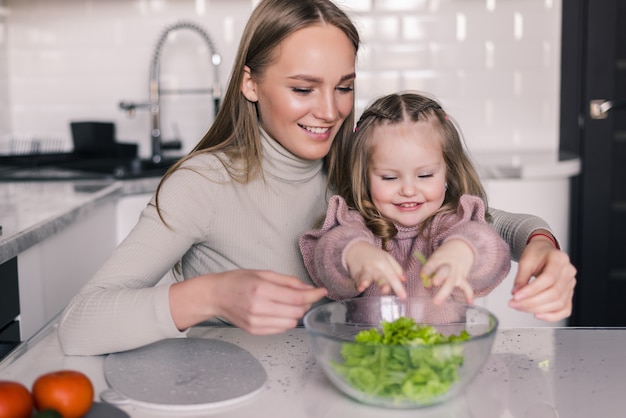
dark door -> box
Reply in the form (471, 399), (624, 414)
(560, 0), (626, 326)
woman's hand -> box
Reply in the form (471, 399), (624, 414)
(421, 240), (475, 305)
(509, 233), (577, 321)
(345, 241), (407, 298)
(169, 270), (327, 334)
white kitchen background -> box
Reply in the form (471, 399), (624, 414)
(0, 0), (561, 157)
(0, 0), (569, 327)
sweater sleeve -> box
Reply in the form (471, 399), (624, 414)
(299, 195), (375, 300)
(433, 195), (511, 298)
(57, 165), (216, 355)
(488, 207), (557, 262)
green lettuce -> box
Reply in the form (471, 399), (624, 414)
(332, 317), (469, 404)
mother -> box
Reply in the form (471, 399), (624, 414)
(58, 0), (576, 355)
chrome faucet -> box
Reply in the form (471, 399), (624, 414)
(120, 21), (221, 164)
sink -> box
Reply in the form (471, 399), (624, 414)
(0, 154), (182, 181)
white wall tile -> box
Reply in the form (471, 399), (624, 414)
(350, 0), (562, 152)
(0, 4), (9, 136)
(0, 0), (561, 156)
(2, 0), (249, 156)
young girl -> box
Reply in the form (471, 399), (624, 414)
(58, 0), (574, 356)
(300, 92), (511, 304)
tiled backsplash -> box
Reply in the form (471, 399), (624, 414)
(0, 0), (561, 158)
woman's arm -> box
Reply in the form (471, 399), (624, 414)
(59, 166), (328, 356)
(488, 208), (576, 321)
(488, 208), (556, 261)
(509, 234), (576, 321)
(59, 205), (327, 355)
(57, 196), (201, 355)
(169, 269), (326, 334)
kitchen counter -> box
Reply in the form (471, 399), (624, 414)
(0, 150), (580, 266)
(472, 149), (580, 180)
(0, 177), (160, 265)
(0, 320), (623, 417)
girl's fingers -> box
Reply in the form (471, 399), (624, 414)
(388, 276), (407, 299)
(461, 282), (475, 304)
(356, 280), (370, 292)
(431, 265), (453, 304)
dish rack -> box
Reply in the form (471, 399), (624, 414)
(0, 135), (71, 157)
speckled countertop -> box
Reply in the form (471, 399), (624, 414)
(0, 322), (623, 417)
(0, 177), (160, 265)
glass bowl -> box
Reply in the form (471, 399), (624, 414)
(303, 296), (498, 408)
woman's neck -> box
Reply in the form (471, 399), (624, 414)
(260, 129), (323, 182)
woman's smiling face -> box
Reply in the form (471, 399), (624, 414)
(241, 24), (356, 161)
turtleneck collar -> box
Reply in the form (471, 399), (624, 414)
(394, 223), (419, 239)
(260, 128), (324, 182)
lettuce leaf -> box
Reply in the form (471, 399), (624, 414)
(332, 317), (470, 404)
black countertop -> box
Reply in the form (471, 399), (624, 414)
(0, 153), (181, 181)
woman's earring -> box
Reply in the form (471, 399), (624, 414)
(445, 182), (448, 191)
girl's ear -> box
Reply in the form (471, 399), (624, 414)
(241, 66), (258, 102)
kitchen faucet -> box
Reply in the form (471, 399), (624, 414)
(119, 21), (221, 164)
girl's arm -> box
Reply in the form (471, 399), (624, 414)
(300, 195), (382, 300)
(424, 196), (511, 304)
(301, 225), (374, 300)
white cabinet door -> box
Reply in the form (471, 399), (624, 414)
(17, 200), (116, 340)
(115, 193), (152, 245)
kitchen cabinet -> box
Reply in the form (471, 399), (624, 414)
(0, 179), (159, 342)
(16, 200), (116, 340)
(0, 178), (159, 341)
(115, 193), (152, 245)
(0, 257), (20, 359)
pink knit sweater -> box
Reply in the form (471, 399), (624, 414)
(299, 194), (511, 301)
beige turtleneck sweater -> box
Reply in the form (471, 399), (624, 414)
(58, 131), (552, 355)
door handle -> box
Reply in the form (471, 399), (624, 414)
(590, 99), (626, 119)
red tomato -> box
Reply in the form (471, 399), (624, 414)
(32, 370), (94, 418)
(0, 380), (34, 418)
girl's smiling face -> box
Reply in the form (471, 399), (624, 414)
(241, 24), (356, 161)
(367, 119), (447, 228)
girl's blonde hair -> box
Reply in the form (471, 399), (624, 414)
(333, 92), (488, 249)
(155, 0), (360, 216)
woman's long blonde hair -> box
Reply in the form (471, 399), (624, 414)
(331, 92), (488, 249)
(155, 0), (360, 216)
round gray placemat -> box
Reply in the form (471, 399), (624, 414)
(103, 338), (267, 409)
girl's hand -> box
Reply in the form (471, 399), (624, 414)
(345, 241), (407, 299)
(169, 270), (328, 334)
(421, 240), (475, 304)
(509, 233), (576, 321)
